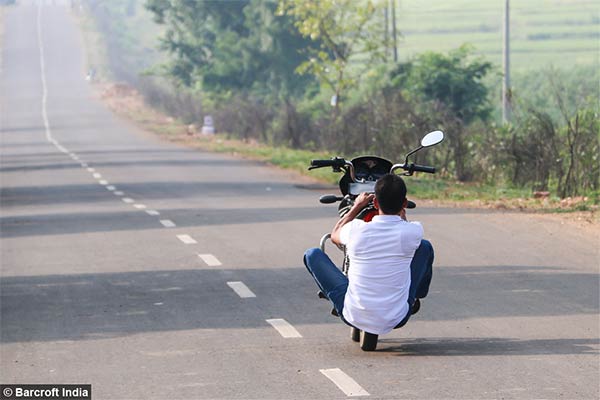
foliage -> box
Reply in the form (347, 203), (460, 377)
(84, 0), (145, 82)
(389, 46), (494, 181)
(392, 45), (494, 124)
(277, 0), (386, 110)
(509, 65), (600, 123)
(86, 0), (599, 201)
(501, 74), (599, 199)
(146, 0), (315, 97)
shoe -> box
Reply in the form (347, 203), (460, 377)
(331, 307), (339, 317)
(411, 298), (421, 315)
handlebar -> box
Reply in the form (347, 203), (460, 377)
(309, 158), (346, 169)
(310, 159), (435, 182)
(309, 157), (358, 182)
(412, 164), (436, 174)
(391, 163), (436, 175)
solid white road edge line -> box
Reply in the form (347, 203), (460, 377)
(319, 368), (370, 397)
(227, 281), (256, 298)
(176, 234), (197, 244)
(37, 4), (52, 143)
(198, 254), (222, 267)
(265, 319), (302, 338)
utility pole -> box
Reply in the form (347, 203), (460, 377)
(502, 0), (511, 124)
(384, 4), (389, 60)
(391, 0), (398, 62)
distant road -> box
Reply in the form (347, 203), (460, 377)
(1, 3), (598, 399)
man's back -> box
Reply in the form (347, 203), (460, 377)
(340, 215), (423, 334)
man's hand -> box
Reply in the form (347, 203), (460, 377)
(352, 192), (375, 211)
(331, 192), (374, 245)
(400, 208), (407, 221)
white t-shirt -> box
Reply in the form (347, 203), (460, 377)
(340, 215), (423, 335)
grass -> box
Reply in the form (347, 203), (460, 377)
(100, 82), (598, 214)
(193, 136), (339, 183)
(396, 0), (599, 70)
(190, 134), (599, 213)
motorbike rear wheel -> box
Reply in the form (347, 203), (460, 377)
(359, 330), (378, 351)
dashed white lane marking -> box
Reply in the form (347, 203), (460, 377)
(87, 167), (95, 172)
(116, 310), (148, 316)
(149, 287), (182, 292)
(160, 219), (176, 228)
(99, 180), (109, 185)
(227, 281), (256, 298)
(93, 173), (102, 179)
(141, 349), (197, 357)
(146, 210), (160, 216)
(198, 254), (222, 267)
(319, 368), (370, 397)
(133, 204), (147, 209)
(265, 319), (302, 338)
(122, 197), (134, 204)
(114, 191), (124, 196)
(176, 234), (197, 244)
(106, 185), (116, 191)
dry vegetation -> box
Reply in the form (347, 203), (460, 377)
(96, 82), (599, 233)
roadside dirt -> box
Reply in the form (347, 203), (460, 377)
(528, 211), (599, 238)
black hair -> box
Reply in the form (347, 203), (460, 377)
(375, 174), (407, 215)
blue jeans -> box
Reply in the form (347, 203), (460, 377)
(303, 240), (434, 329)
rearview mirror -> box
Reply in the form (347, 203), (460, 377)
(421, 130), (444, 147)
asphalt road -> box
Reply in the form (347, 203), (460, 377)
(1, 3), (598, 399)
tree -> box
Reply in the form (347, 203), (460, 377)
(146, 0), (315, 97)
(391, 45), (494, 181)
(242, 1), (318, 97)
(146, 0), (247, 88)
(277, 0), (386, 112)
(392, 45), (493, 124)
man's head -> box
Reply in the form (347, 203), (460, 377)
(374, 174), (407, 215)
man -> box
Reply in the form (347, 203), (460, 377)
(303, 173), (434, 335)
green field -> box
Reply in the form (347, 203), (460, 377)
(396, 0), (599, 70)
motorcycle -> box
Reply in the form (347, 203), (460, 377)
(308, 130), (444, 351)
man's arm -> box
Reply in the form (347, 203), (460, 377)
(331, 192), (374, 245)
